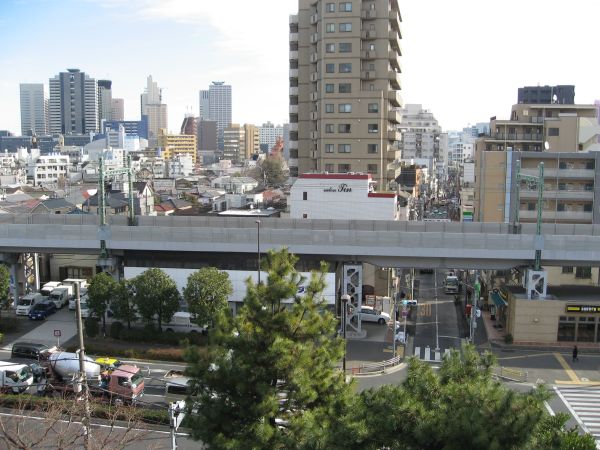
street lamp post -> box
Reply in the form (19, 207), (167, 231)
(255, 220), (261, 284)
(341, 294), (350, 374)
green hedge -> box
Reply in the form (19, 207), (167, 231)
(117, 324), (207, 346)
(0, 394), (169, 425)
(0, 318), (20, 333)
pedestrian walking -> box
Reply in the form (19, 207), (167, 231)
(572, 345), (579, 362)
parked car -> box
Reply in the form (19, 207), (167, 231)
(11, 342), (56, 360)
(359, 306), (391, 325)
(28, 301), (57, 320)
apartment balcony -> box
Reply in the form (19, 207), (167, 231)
(289, 50), (298, 60)
(389, 10), (401, 30)
(388, 90), (402, 107)
(389, 50), (401, 70)
(361, 70), (376, 80)
(289, 33), (298, 42)
(361, 29), (377, 40)
(521, 168), (596, 179)
(288, 123), (298, 132)
(361, 9), (376, 19)
(388, 30), (401, 53)
(289, 68), (298, 78)
(289, 86), (298, 96)
(361, 49), (377, 60)
(388, 71), (401, 89)
(518, 210), (593, 222)
(387, 130), (401, 141)
(310, 13), (319, 24)
(388, 109), (401, 123)
(310, 33), (319, 44)
(489, 133), (543, 141)
(289, 104), (298, 114)
(289, 140), (298, 150)
(520, 189), (594, 201)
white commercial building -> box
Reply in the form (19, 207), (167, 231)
(290, 173), (397, 220)
(258, 122), (284, 151)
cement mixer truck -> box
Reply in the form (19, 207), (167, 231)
(42, 351), (145, 404)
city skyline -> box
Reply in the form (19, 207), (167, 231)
(1, 0), (599, 137)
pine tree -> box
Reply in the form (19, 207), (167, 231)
(185, 248), (352, 449)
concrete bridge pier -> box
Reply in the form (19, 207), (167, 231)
(0, 252), (23, 307)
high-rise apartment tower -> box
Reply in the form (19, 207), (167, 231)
(289, 0), (403, 188)
(49, 68), (98, 135)
(198, 82), (232, 151)
(97, 79), (113, 125)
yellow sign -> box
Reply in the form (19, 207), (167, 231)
(566, 305), (600, 313)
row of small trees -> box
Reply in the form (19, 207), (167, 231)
(86, 267), (233, 334)
(183, 249), (596, 449)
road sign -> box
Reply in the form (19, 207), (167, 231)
(401, 310), (408, 318)
(53, 330), (61, 337)
(169, 400), (186, 431)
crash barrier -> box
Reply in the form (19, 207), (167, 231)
(494, 366), (528, 382)
(356, 355), (403, 375)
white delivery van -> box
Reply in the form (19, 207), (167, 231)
(48, 286), (72, 309)
(16, 293), (43, 316)
(0, 361), (34, 393)
(62, 278), (89, 290)
(41, 282), (62, 297)
(161, 312), (206, 333)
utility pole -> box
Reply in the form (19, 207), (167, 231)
(75, 282), (92, 448)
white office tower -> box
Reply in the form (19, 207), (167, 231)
(20, 83), (48, 136)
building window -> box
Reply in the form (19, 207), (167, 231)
(325, 124), (334, 133)
(325, 103), (334, 113)
(325, 43), (335, 53)
(584, 203), (592, 212)
(326, 63), (335, 73)
(339, 42), (352, 52)
(586, 161), (595, 170)
(325, 83), (334, 93)
(575, 267), (592, 279)
(557, 203), (565, 212)
(339, 63), (352, 73)
(338, 83), (351, 93)
(339, 23), (352, 32)
(367, 164), (378, 173)
(326, 23), (335, 33)
(303, 192), (307, 201)
(325, 144), (334, 153)
(338, 103), (352, 113)
(368, 143), (378, 154)
(338, 124), (351, 133)
(302, 213), (308, 218)
(562, 266), (574, 274)
(339, 2), (352, 12)
(368, 103), (379, 113)
(338, 144), (351, 153)
(548, 127), (559, 136)
(368, 124), (379, 133)
(557, 316), (576, 342)
(528, 202), (536, 211)
(325, 163), (335, 172)
(338, 163), (351, 173)
(326, 3), (335, 12)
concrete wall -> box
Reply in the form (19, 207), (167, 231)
(510, 297), (563, 343)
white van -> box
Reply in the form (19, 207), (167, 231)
(41, 282), (62, 297)
(161, 312), (206, 333)
(16, 293), (43, 316)
(68, 289), (88, 311)
(62, 278), (89, 290)
(48, 286), (72, 309)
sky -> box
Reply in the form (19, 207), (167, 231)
(1, 0), (599, 135)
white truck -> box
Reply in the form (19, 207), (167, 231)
(16, 293), (43, 316)
(48, 286), (73, 309)
(62, 278), (89, 290)
(161, 312), (206, 334)
(41, 281), (62, 297)
(68, 288), (88, 311)
(0, 361), (34, 393)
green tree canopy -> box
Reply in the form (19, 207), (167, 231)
(250, 157), (288, 187)
(110, 280), (138, 329)
(87, 272), (117, 334)
(0, 264), (10, 319)
(132, 268), (180, 331)
(185, 248), (351, 449)
(183, 267), (232, 329)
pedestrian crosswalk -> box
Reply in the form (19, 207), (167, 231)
(555, 386), (600, 443)
(414, 346), (451, 362)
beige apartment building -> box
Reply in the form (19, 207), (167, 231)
(289, 0), (402, 188)
(243, 124), (260, 159)
(157, 129), (197, 164)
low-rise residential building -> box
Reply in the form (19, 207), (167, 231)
(290, 173), (397, 220)
(211, 176), (258, 194)
(29, 154), (69, 187)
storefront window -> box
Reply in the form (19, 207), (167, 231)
(577, 317), (596, 342)
(557, 316), (576, 341)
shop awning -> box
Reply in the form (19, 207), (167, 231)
(490, 291), (507, 308)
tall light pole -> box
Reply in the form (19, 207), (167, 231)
(255, 220), (261, 284)
(341, 294), (350, 374)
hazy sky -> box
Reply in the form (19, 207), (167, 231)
(1, 0), (598, 135)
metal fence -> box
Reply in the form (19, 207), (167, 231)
(356, 355), (403, 375)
